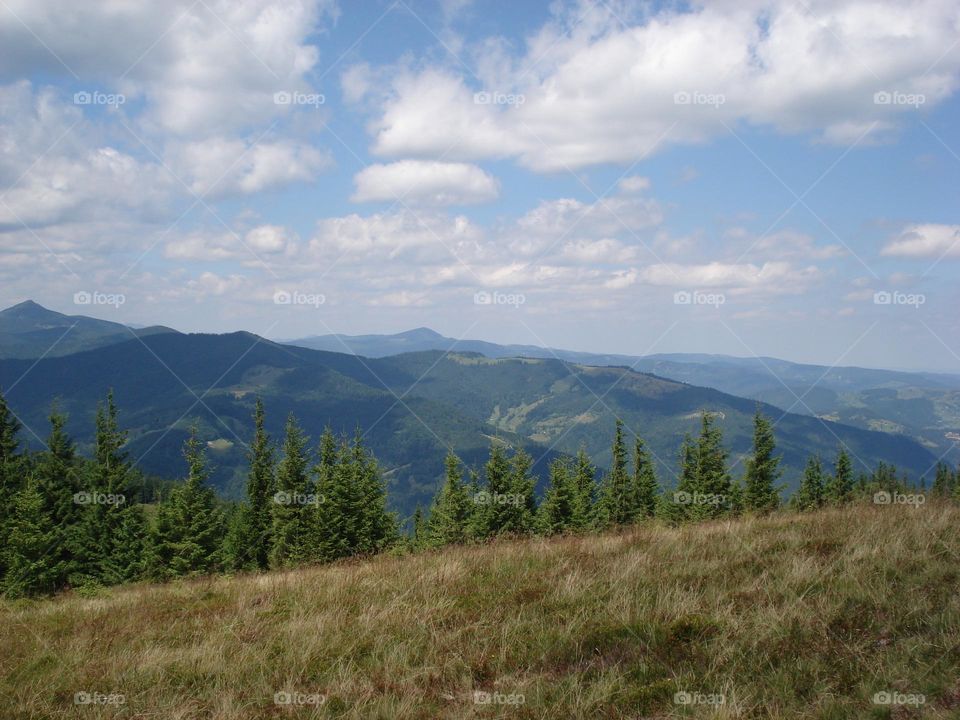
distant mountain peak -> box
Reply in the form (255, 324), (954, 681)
(397, 327), (445, 340)
(1, 299), (58, 317)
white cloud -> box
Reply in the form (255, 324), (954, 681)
(637, 260), (822, 294)
(881, 223), (960, 258)
(358, 0), (960, 170)
(352, 160), (499, 206)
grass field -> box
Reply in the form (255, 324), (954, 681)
(2, 503), (959, 719)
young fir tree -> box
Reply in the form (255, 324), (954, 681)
(743, 409), (781, 513)
(411, 506), (425, 547)
(464, 469), (486, 540)
(148, 429), (224, 578)
(632, 436), (659, 519)
(825, 447), (854, 505)
(33, 410), (82, 589)
(537, 457), (576, 535)
(932, 462), (954, 498)
(270, 414), (314, 567)
(0, 389), (24, 579)
(658, 435), (698, 524)
(78, 392), (147, 585)
(477, 442), (513, 538)
(504, 447), (537, 535)
(793, 455), (825, 511)
(311, 427), (339, 561)
(596, 419), (633, 527)
(426, 452), (471, 546)
(3, 475), (64, 597)
(228, 399), (275, 570)
(350, 430), (397, 554)
(692, 412), (731, 520)
(570, 448), (596, 531)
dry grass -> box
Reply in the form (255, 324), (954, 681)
(2, 503), (959, 719)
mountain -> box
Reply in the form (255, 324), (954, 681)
(0, 332), (938, 517)
(286, 329), (960, 463)
(0, 300), (176, 359)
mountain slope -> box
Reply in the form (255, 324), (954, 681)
(0, 333), (939, 516)
(0, 300), (176, 359)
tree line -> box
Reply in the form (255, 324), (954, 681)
(0, 389), (956, 598)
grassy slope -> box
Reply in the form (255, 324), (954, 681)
(2, 505), (959, 719)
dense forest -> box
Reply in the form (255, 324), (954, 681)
(1, 388), (956, 598)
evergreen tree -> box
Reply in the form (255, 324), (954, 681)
(230, 400), (275, 570)
(538, 458), (576, 535)
(570, 449), (596, 531)
(932, 462), (954, 498)
(3, 476), (63, 597)
(147, 430), (224, 578)
(426, 452), (471, 546)
(312, 427), (340, 560)
(793, 455), (825, 511)
(825, 447), (854, 505)
(350, 430), (397, 554)
(504, 448), (537, 535)
(692, 413), (731, 520)
(270, 415), (314, 567)
(632, 436), (659, 519)
(0, 389), (24, 579)
(596, 420), (634, 527)
(477, 442), (512, 537)
(743, 409), (781, 513)
(659, 435), (698, 524)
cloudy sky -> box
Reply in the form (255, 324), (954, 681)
(0, 0), (958, 371)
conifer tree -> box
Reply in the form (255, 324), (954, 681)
(570, 449), (596, 531)
(538, 457), (576, 535)
(743, 409), (781, 513)
(932, 462), (954, 498)
(230, 399), (275, 570)
(505, 447), (537, 535)
(659, 435), (697, 524)
(825, 447), (854, 505)
(411, 506), (425, 546)
(0, 389), (24, 578)
(426, 452), (471, 546)
(350, 430), (397, 554)
(477, 442), (512, 537)
(632, 436), (659, 519)
(596, 419), (633, 527)
(270, 415), (314, 567)
(3, 476), (64, 597)
(692, 413), (731, 520)
(312, 427), (339, 560)
(793, 455), (825, 511)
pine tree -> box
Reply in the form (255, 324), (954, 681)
(270, 415), (314, 567)
(312, 427), (339, 560)
(596, 419), (634, 527)
(659, 435), (698, 524)
(743, 409), (781, 513)
(477, 442), (512, 537)
(230, 399), (275, 570)
(538, 458), (576, 535)
(350, 430), (397, 554)
(692, 413), (731, 520)
(0, 389), (24, 579)
(825, 447), (854, 505)
(793, 455), (825, 511)
(932, 462), (953, 498)
(426, 452), (471, 546)
(504, 447), (537, 535)
(632, 436), (659, 519)
(3, 476), (64, 597)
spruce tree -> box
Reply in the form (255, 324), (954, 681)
(233, 399), (275, 570)
(3, 476), (64, 597)
(692, 413), (731, 520)
(632, 436), (659, 519)
(0, 389), (24, 579)
(743, 409), (781, 513)
(932, 462), (953, 498)
(312, 427), (339, 560)
(570, 449), (596, 531)
(426, 452), (471, 546)
(659, 435), (697, 524)
(825, 447), (854, 505)
(537, 458), (576, 535)
(504, 447), (537, 535)
(596, 419), (633, 527)
(270, 415), (314, 567)
(478, 442), (512, 537)
(350, 430), (397, 554)
(793, 455), (825, 511)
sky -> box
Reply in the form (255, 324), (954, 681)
(0, 0), (958, 372)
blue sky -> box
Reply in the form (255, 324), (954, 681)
(0, 0), (958, 371)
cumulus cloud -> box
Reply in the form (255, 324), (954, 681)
(881, 223), (960, 258)
(352, 161), (499, 206)
(358, 0), (960, 170)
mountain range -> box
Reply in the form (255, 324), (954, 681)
(0, 302), (948, 518)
